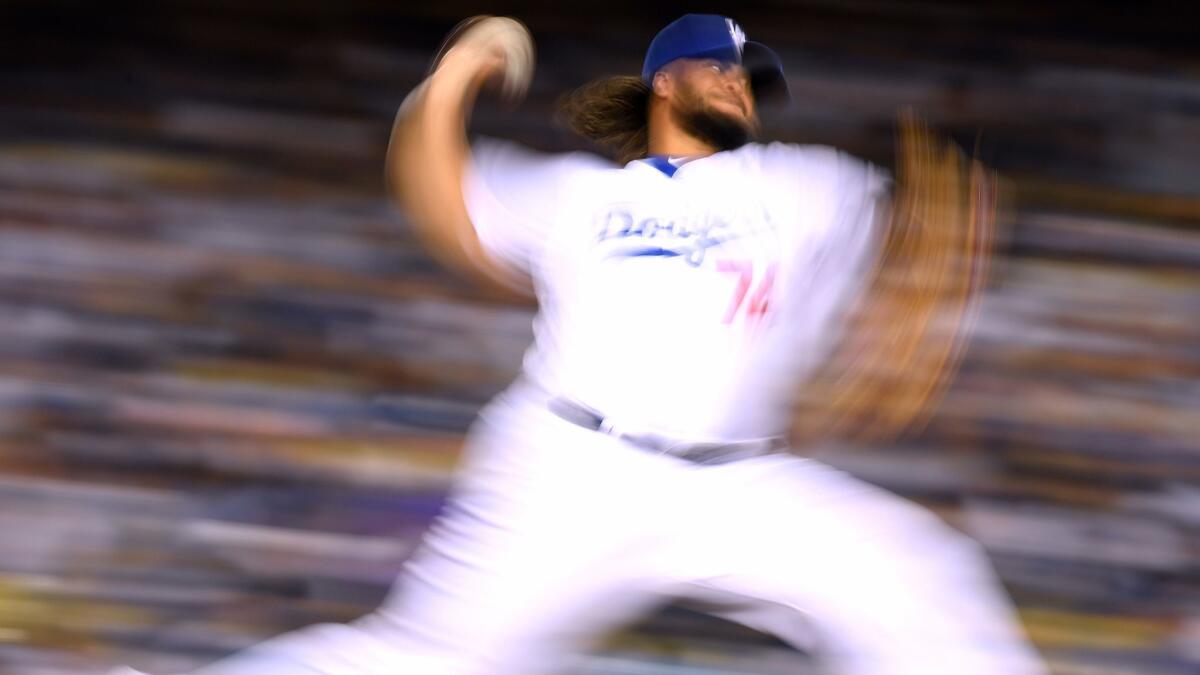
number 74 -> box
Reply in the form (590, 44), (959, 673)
(717, 260), (776, 326)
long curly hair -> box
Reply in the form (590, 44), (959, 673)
(556, 75), (650, 164)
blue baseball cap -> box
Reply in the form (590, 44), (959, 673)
(641, 14), (789, 103)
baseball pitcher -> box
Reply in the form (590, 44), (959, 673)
(116, 13), (1045, 675)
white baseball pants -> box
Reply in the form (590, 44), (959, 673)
(187, 385), (1046, 675)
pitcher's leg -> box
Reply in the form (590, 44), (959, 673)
(679, 456), (1046, 675)
(185, 404), (676, 675)
(186, 517), (658, 675)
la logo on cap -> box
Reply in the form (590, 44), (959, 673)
(726, 18), (746, 55)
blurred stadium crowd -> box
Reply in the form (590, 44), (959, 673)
(0, 2), (1196, 674)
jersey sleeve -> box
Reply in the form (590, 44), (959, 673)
(814, 152), (892, 332)
(462, 138), (597, 275)
(758, 143), (893, 349)
(761, 141), (891, 280)
(829, 151), (892, 278)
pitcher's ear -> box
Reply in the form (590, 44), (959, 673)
(651, 70), (672, 98)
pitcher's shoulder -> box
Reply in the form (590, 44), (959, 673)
(743, 141), (865, 172)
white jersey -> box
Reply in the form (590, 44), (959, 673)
(464, 140), (888, 441)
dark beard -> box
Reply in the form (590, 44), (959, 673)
(675, 105), (753, 152)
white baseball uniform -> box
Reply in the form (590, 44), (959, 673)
(184, 141), (1046, 675)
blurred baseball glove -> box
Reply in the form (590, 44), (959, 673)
(792, 111), (1004, 445)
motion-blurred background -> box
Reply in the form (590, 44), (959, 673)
(0, 1), (1197, 674)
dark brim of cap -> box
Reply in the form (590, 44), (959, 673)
(744, 41), (789, 104)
